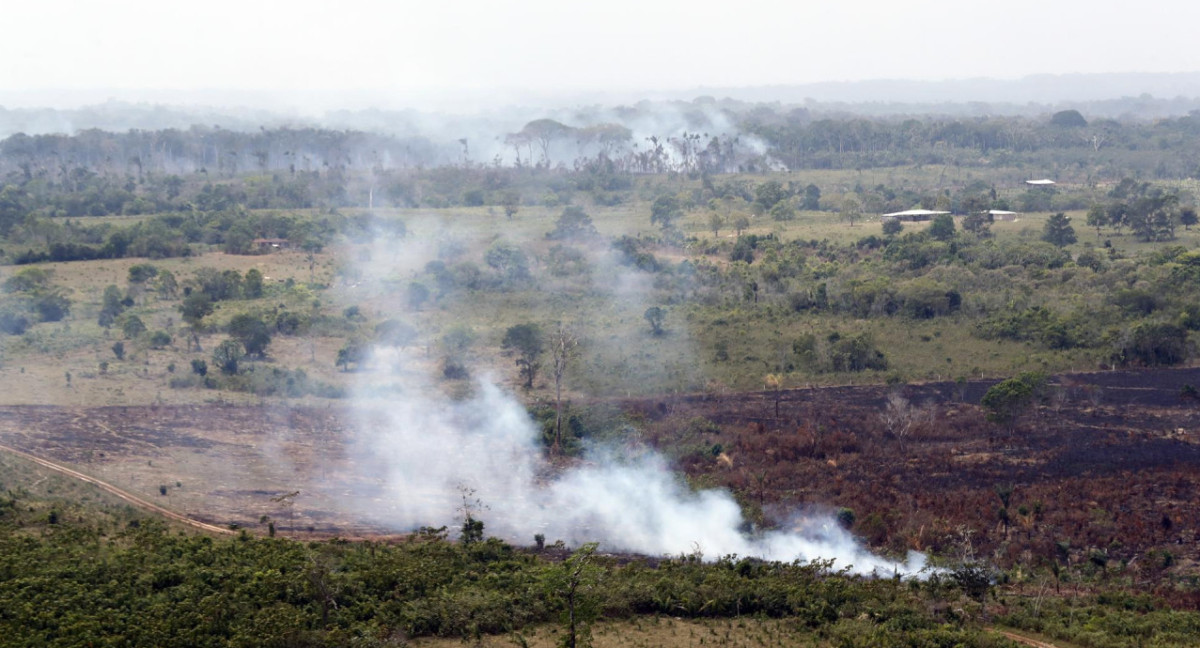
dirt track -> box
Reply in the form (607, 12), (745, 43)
(0, 443), (233, 535)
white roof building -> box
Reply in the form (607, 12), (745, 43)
(881, 209), (950, 222)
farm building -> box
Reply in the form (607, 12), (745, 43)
(252, 238), (291, 251)
(881, 209), (950, 223)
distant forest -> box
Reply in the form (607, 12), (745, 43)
(2, 103), (1200, 185)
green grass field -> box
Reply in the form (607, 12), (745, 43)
(2, 167), (1198, 406)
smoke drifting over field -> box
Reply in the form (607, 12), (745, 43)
(343, 230), (926, 576)
(348, 369), (925, 575)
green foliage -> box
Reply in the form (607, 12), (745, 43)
(754, 180), (789, 211)
(3, 267), (51, 294)
(178, 293), (213, 329)
(802, 183), (821, 210)
(1114, 322), (1190, 366)
(127, 263), (159, 285)
(0, 478), (1198, 647)
(650, 194), (682, 231)
(243, 268), (264, 299)
(828, 332), (888, 372)
(484, 242), (531, 286)
(1042, 212), (1077, 247)
(122, 315), (147, 339)
(228, 313), (271, 358)
(460, 516), (484, 545)
(548, 205), (598, 240)
(981, 372), (1046, 426)
(927, 214), (955, 241)
(769, 200), (796, 222)
(897, 280), (961, 319)
(976, 307), (1085, 350)
(502, 323), (544, 389)
(544, 543), (601, 648)
(335, 341), (367, 372)
(0, 268), (70, 325)
(212, 338), (244, 375)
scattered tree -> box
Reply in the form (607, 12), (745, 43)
(501, 192), (520, 220)
(981, 372), (1046, 430)
(644, 306), (666, 335)
(650, 194), (682, 234)
(1086, 204), (1109, 237)
(1181, 206), (1198, 231)
(840, 196), (862, 227)
(243, 268), (265, 298)
(928, 213), (956, 241)
(545, 543), (601, 648)
(502, 323), (544, 389)
(121, 315), (147, 340)
(548, 205), (598, 240)
(1042, 212), (1077, 247)
(708, 212), (724, 237)
(212, 338), (244, 375)
(228, 313), (271, 358)
(335, 341), (367, 372)
(733, 215), (750, 236)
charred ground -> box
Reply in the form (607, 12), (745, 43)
(2, 367), (1199, 596)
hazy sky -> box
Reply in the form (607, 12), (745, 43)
(5, 0), (1199, 108)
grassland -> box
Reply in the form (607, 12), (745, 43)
(3, 176), (1200, 410)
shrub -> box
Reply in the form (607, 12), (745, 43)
(1115, 322), (1190, 366)
(828, 333), (887, 372)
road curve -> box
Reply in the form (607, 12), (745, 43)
(0, 443), (234, 535)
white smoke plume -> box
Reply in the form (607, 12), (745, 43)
(334, 205), (926, 577)
(346, 357), (927, 577)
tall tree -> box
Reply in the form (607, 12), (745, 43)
(840, 196), (862, 227)
(550, 322), (579, 454)
(502, 323), (544, 389)
(928, 213), (956, 241)
(228, 313), (271, 358)
(1042, 212), (1077, 247)
(1085, 204), (1109, 237)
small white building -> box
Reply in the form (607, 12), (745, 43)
(881, 209), (950, 223)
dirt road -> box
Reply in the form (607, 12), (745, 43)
(0, 443), (234, 535)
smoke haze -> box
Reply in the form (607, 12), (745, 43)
(341, 222), (927, 575)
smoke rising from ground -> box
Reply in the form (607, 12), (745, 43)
(331, 206), (928, 576)
(347, 336), (925, 577)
